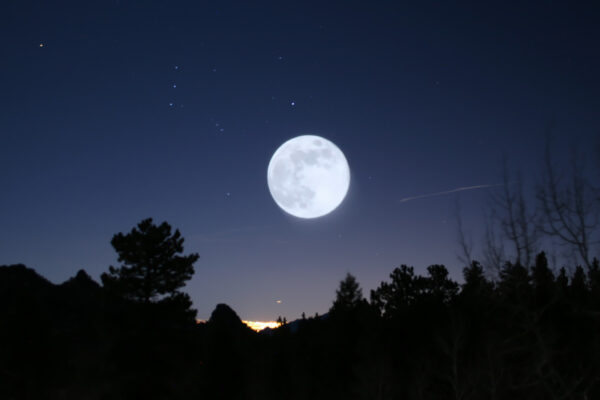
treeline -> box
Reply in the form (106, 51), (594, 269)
(1, 218), (599, 399)
(322, 255), (600, 399)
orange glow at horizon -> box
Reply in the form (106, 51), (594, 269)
(243, 320), (281, 332)
(196, 319), (281, 332)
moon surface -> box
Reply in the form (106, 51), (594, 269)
(267, 135), (350, 219)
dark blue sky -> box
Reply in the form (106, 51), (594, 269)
(1, 0), (598, 320)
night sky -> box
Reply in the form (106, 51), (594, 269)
(2, 1), (599, 321)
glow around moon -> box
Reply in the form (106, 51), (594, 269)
(267, 135), (350, 219)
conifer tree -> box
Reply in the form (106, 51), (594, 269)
(331, 273), (363, 314)
(101, 218), (199, 303)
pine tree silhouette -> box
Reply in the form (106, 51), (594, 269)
(101, 218), (199, 303)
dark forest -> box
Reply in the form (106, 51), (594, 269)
(1, 216), (599, 400)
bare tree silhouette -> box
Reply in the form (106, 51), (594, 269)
(537, 143), (599, 268)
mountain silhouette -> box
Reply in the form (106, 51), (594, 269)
(2, 256), (600, 399)
(0, 263), (53, 294)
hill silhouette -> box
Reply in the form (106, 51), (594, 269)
(1, 218), (599, 399)
(2, 255), (599, 399)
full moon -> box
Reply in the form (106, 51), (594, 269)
(267, 135), (350, 219)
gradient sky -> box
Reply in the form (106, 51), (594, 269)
(1, 1), (599, 321)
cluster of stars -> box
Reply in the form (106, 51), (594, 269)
(168, 65), (181, 108)
(165, 53), (299, 136)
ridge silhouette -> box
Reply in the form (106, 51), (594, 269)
(1, 220), (599, 399)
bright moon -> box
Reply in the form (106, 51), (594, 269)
(267, 135), (350, 219)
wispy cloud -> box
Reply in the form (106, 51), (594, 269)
(399, 184), (503, 203)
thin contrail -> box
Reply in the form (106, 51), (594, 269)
(399, 184), (503, 203)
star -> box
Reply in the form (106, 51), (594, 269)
(290, 101), (295, 106)
(172, 84), (177, 88)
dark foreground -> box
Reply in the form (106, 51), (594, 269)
(1, 255), (599, 399)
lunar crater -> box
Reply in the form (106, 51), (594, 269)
(267, 135), (350, 219)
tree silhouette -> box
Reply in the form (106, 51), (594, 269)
(101, 218), (199, 303)
(424, 264), (458, 304)
(531, 252), (555, 304)
(570, 266), (588, 305)
(491, 158), (538, 268)
(462, 261), (491, 296)
(331, 273), (363, 314)
(4, 248), (600, 399)
(556, 266), (569, 295)
(588, 258), (600, 307)
(370, 265), (422, 317)
(537, 143), (599, 268)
